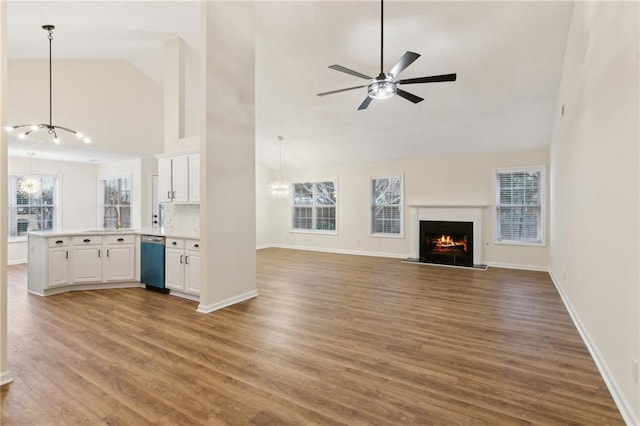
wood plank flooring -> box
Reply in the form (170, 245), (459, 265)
(1, 248), (623, 425)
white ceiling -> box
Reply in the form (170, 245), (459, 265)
(6, 1), (573, 170)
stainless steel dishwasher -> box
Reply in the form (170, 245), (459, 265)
(140, 235), (168, 293)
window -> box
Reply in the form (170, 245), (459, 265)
(495, 167), (544, 244)
(291, 180), (337, 233)
(371, 175), (403, 236)
(8, 175), (59, 238)
(100, 176), (132, 229)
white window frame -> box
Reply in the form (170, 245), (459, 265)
(289, 178), (338, 235)
(493, 166), (545, 246)
(370, 174), (404, 238)
(98, 174), (133, 230)
(7, 172), (61, 242)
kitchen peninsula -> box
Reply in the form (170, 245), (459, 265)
(27, 229), (199, 299)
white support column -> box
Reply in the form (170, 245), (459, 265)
(0, 0), (13, 386)
(163, 36), (185, 151)
(197, 2), (257, 313)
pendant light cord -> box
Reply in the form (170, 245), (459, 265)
(47, 28), (53, 128)
(380, 0), (384, 75)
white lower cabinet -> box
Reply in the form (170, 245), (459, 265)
(103, 235), (136, 282)
(165, 247), (185, 290)
(165, 238), (200, 297)
(71, 241), (103, 284)
(47, 246), (69, 288)
(184, 249), (200, 295)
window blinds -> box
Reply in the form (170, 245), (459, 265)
(496, 170), (542, 243)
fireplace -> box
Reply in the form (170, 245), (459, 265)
(420, 220), (474, 267)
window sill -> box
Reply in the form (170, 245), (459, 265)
(370, 232), (404, 239)
(493, 240), (546, 247)
(289, 229), (338, 236)
(8, 237), (28, 243)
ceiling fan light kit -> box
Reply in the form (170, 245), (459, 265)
(6, 25), (91, 144)
(318, 0), (457, 110)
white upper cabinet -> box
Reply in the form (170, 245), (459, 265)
(157, 152), (199, 204)
(188, 154), (200, 203)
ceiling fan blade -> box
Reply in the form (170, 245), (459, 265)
(389, 51), (421, 77)
(317, 85), (368, 97)
(328, 65), (372, 80)
(357, 96), (373, 111)
(399, 73), (457, 85)
(396, 89), (424, 104)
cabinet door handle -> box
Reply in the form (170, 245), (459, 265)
(83, 238), (91, 243)
(107, 249), (110, 257)
(65, 251), (68, 259)
(180, 255), (183, 264)
(185, 256), (189, 265)
(117, 238), (124, 242)
(167, 191), (171, 199)
(194, 244), (199, 248)
(56, 240), (64, 244)
(172, 241), (177, 246)
(172, 190), (175, 199)
(98, 249), (101, 258)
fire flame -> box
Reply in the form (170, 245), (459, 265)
(432, 234), (467, 252)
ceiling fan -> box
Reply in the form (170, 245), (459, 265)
(317, 0), (457, 110)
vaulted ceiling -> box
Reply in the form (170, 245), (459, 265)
(6, 1), (573, 169)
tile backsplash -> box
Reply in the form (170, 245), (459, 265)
(162, 204), (200, 234)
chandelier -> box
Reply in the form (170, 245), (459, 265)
(19, 153), (41, 195)
(5, 25), (90, 144)
(270, 136), (290, 200)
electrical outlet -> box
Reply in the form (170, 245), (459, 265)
(632, 360), (638, 383)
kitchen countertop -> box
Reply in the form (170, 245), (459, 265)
(29, 228), (200, 240)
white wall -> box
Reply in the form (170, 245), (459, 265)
(260, 149), (550, 269)
(549, 2), (639, 423)
(256, 161), (274, 248)
(8, 59), (162, 157)
(8, 156), (98, 264)
(199, 2), (257, 312)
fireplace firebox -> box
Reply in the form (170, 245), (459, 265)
(419, 220), (474, 267)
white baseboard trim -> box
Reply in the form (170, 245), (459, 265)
(197, 290), (258, 314)
(1, 370), (13, 386)
(260, 245), (550, 272)
(168, 289), (199, 302)
(484, 261), (549, 272)
(8, 259), (27, 265)
(264, 244), (407, 259)
(549, 271), (637, 426)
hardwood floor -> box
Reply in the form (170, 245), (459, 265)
(1, 248), (623, 425)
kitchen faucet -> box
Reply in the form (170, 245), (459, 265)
(103, 205), (122, 229)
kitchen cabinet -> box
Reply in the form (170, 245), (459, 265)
(47, 238), (69, 288)
(157, 152), (199, 204)
(70, 236), (103, 283)
(184, 243), (200, 295)
(165, 247), (184, 290)
(103, 235), (136, 282)
(28, 232), (139, 296)
(158, 155), (189, 203)
(165, 238), (200, 297)
(188, 154), (200, 203)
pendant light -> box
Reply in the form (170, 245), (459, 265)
(19, 153), (41, 195)
(270, 136), (290, 200)
(5, 25), (91, 144)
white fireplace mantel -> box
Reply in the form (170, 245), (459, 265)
(409, 204), (489, 265)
